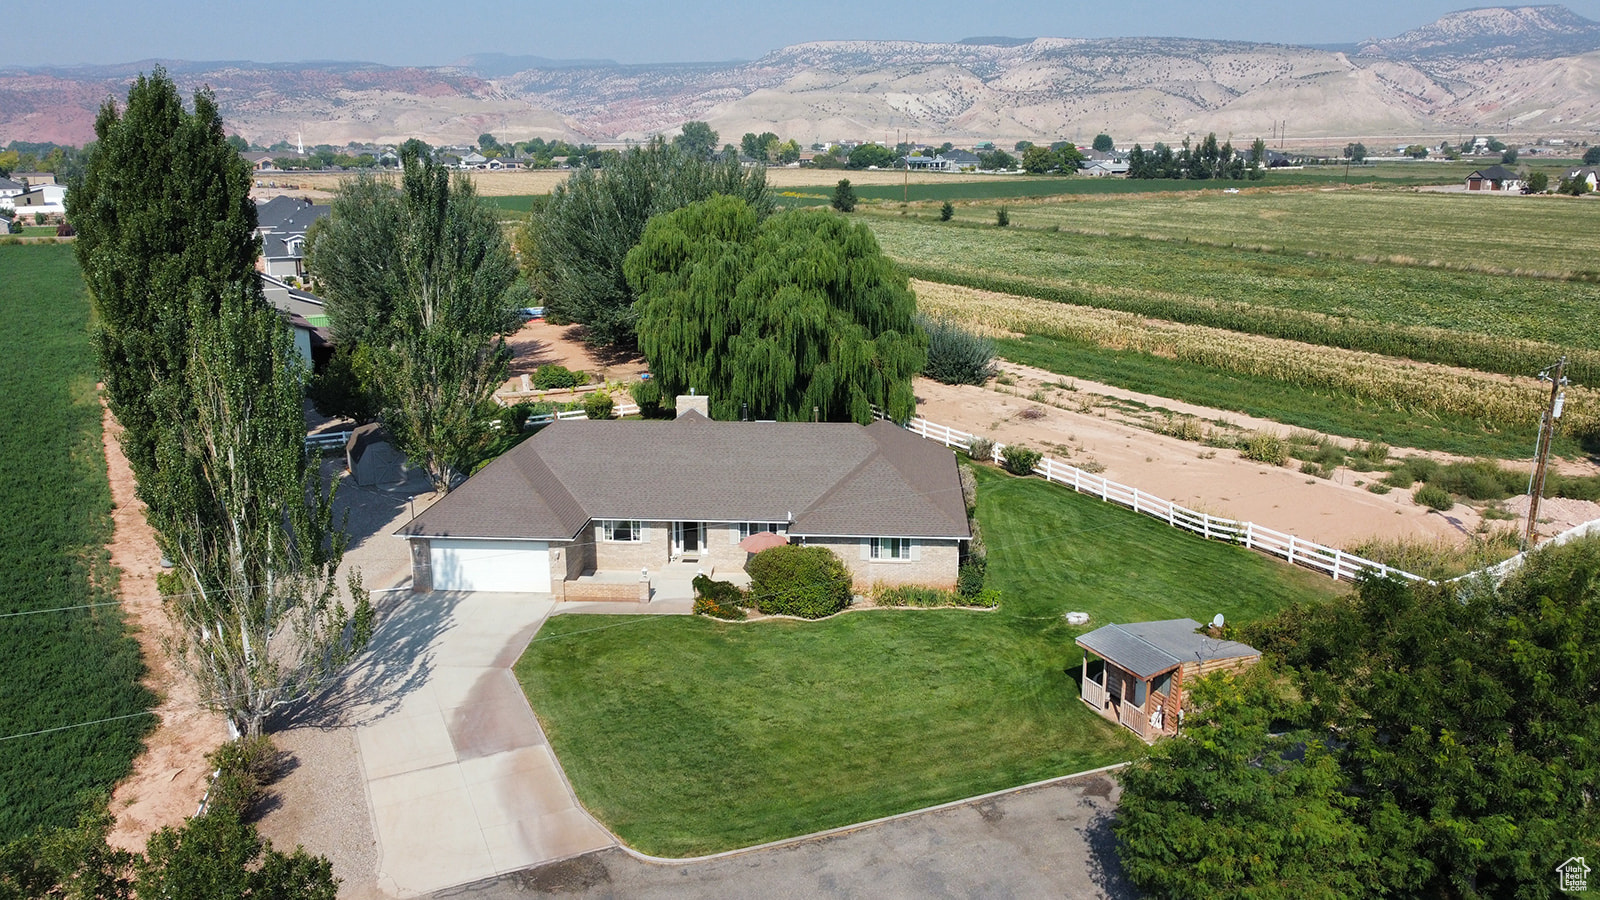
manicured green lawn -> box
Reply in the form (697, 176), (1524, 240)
(515, 464), (1344, 856)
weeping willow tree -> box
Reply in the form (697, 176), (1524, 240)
(162, 283), (372, 739)
(624, 196), (925, 423)
(522, 138), (772, 346)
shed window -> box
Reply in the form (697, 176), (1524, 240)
(870, 537), (910, 560)
(1151, 671), (1174, 697)
(599, 520), (642, 542)
(1131, 679), (1147, 707)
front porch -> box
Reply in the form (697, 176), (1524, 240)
(560, 561), (752, 604)
(1079, 654), (1174, 743)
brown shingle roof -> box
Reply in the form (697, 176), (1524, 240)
(399, 414), (970, 542)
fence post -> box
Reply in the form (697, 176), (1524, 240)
(1332, 549), (1343, 581)
(1202, 515), (1212, 541)
(1166, 500), (1175, 526)
(1244, 522), (1254, 551)
(1286, 535), (1296, 566)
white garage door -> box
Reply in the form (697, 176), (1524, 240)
(430, 539), (551, 593)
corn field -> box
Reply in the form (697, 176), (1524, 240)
(913, 279), (1600, 440)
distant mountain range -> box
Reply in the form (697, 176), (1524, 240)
(4, 5), (1599, 149)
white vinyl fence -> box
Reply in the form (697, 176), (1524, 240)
(898, 415), (1427, 584)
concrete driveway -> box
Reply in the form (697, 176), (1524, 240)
(427, 771), (1138, 899)
(347, 590), (615, 896)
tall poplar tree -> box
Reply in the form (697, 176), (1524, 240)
(164, 284), (372, 738)
(313, 142), (522, 491)
(68, 68), (258, 532)
(72, 69), (371, 737)
(625, 196), (925, 423)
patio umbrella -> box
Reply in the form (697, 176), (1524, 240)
(738, 531), (789, 554)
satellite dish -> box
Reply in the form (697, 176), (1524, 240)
(1212, 613), (1225, 628)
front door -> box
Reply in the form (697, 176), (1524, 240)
(672, 522), (704, 559)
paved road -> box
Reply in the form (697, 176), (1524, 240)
(429, 773), (1138, 900)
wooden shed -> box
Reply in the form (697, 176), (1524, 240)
(346, 423), (407, 487)
(1076, 618), (1260, 742)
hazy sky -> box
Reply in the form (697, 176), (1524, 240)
(17, 0), (1600, 67)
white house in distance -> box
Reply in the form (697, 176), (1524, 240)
(0, 176), (24, 210)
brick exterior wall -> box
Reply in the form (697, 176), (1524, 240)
(561, 580), (649, 603)
(800, 537), (961, 592)
(588, 521), (759, 577)
(591, 521), (672, 572)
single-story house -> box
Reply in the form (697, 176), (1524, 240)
(398, 404), (971, 597)
(1465, 165), (1524, 192)
(10, 172), (56, 187)
(942, 149), (983, 170)
(1080, 160), (1130, 177)
(1076, 618), (1261, 741)
(241, 152), (277, 171)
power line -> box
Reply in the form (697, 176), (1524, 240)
(0, 710), (158, 744)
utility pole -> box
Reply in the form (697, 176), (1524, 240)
(1524, 356), (1569, 548)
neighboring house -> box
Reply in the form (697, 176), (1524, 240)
(259, 273), (332, 366)
(1076, 618), (1261, 742)
(253, 196), (329, 279)
(241, 152), (277, 171)
(1465, 165), (1524, 192)
(903, 154), (952, 172)
(398, 406), (972, 597)
(11, 183), (67, 217)
(1080, 160), (1130, 177)
(1563, 166), (1599, 190)
(0, 176), (23, 210)
(11, 171), (56, 187)
(460, 151), (489, 169)
(942, 149), (982, 170)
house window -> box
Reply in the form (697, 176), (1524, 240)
(870, 537), (910, 560)
(599, 519), (642, 542)
(737, 522), (786, 539)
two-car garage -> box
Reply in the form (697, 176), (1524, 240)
(428, 539), (551, 593)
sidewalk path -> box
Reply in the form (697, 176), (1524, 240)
(349, 590), (615, 897)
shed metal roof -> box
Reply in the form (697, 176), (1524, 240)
(1077, 618), (1260, 679)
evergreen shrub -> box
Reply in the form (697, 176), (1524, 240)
(746, 545), (852, 619)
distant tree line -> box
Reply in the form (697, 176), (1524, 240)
(1127, 133), (1260, 181)
(0, 140), (90, 181)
